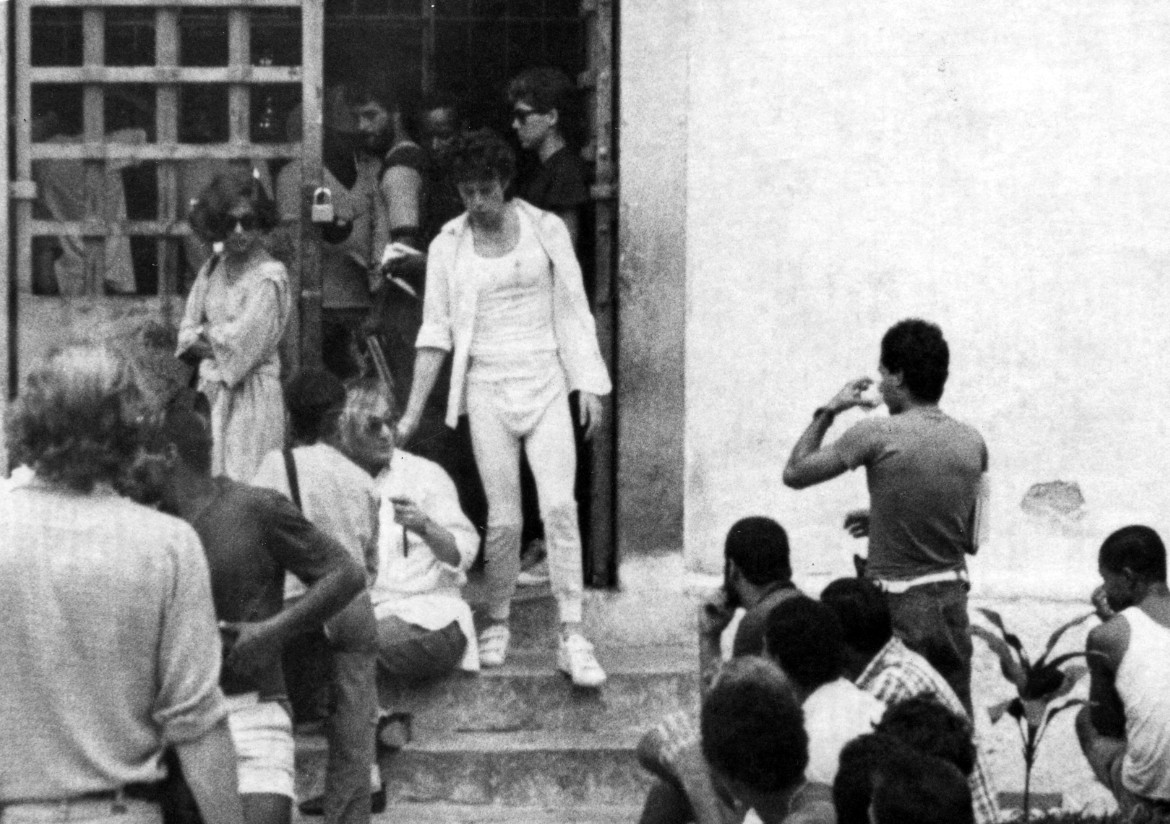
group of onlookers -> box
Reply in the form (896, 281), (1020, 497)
(634, 318), (1170, 824)
(1, 64), (613, 824)
(9, 62), (1170, 824)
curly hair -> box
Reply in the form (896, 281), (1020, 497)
(724, 516), (791, 586)
(700, 657), (808, 795)
(285, 367), (347, 445)
(6, 344), (147, 492)
(880, 318), (950, 403)
(820, 577), (893, 657)
(876, 694), (976, 776)
(449, 128), (517, 189)
(188, 167), (279, 243)
(763, 595), (845, 691)
(1100, 524), (1167, 583)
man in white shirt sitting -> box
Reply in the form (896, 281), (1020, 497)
(763, 595), (885, 785)
(335, 377), (481, 689)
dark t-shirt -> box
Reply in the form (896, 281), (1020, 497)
(520, 146), (589, 213)
(188, 477), (348, 697)
(832, 407), (987, 580)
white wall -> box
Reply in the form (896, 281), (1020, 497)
(684, 0), (1170, 592)
(616, 0), (690, 554)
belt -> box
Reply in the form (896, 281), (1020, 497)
(3, 784), (162, 808)
(873, 569), (968, 594)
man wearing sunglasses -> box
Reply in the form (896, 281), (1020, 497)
(507, 67), (589, 247)
(506, 67), (594, 589)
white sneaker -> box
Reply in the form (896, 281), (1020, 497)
(558, 633), (607, 688)
(478, 624), (510, 668)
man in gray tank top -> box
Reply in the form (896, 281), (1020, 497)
(783, 319), (988, 714)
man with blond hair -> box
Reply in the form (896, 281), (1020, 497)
(0, 345), (242, 824)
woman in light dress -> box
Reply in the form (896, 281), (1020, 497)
(178, 169), (291, 480)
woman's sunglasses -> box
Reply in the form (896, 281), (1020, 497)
(208, 213), (259, 238)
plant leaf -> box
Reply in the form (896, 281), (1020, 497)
(1007, 697), (1024, 720)
(1022, 664), (1066, 699)
(976, 607), (1025, 653)
(1045, 651), (1089, 670)
(1043, 697), (1086, 729)
(1049, 665), (1088, 701)
(987, 698), (1014, 724)
(971, 624), (1026, 687)
(1035, 611), (1095, 668)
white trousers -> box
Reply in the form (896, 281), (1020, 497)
(466, 355), (584, 624)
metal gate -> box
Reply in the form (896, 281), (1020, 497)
(10, 0), (324, 395)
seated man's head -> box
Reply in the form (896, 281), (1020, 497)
(700, 657), (808, 813)
(724, 516), (791, 605)
(833, 733), (900, 824)
(7, 343), (147, 493)
(334, 377), (398, 475)
(876, 694), (975, 777)
(870, 746), (974, 824)
(1098, 525), (1168, 613)
(878, 318), (949, 412)
(820, 577), (893, 678)
(763, 595), (845, 698)
(123, 390), (214, 510)
(285, 368), (347, 447)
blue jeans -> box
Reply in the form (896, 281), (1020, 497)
(883, 580), (973, 715)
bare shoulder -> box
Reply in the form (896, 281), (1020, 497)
(1088, 614), (1130, 662)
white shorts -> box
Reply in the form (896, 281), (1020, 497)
(225, 693), (295, 799)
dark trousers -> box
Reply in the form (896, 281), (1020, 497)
(884, 580), (974, 716)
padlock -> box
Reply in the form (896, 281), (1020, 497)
(311, 187), (335, 224)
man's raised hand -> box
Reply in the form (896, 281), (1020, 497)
(827, 376), (879, 414)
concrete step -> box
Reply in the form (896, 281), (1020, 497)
(370, 804), (642, 823)
(297, 730), (652, 807)
(379, 645), (698, 735)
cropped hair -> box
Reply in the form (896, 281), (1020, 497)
(700, 657), (807, 795)
(880, 318), (949, 403)
(159, 391), (214, 475)
(347, 75), (401, 118)
(876, 694), (976, 776)
(285, 368), (347, 444)
(1100, 525), (1167, 583)
(507, 66), (582, 146)
(763, 595), (845, 691)
(833, 733), (905, 824)
(6, 344), (146, 492)
(188, 168), (279, 242)
(724, 517), (791, 586)
(450, 128), (517, 188)
(870, 747), (974, 824)
(419, 90), (463, 123)
(820, 577), (893, 656)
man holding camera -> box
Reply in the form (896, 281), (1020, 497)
(783, 318), (988, 714)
